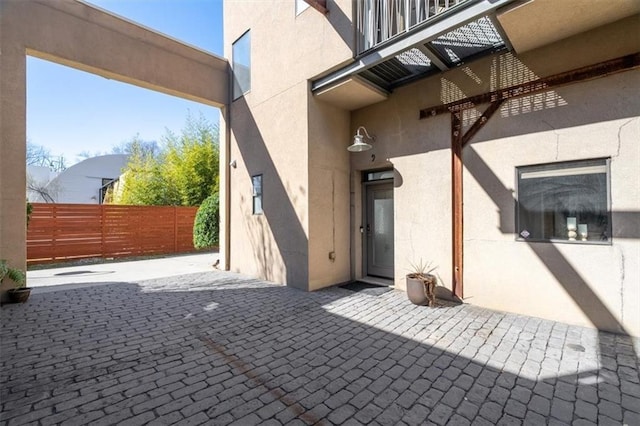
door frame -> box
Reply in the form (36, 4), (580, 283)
(361, 171), (395, 279)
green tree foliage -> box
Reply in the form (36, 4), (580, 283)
(193, 193), (219, 249)
(164, 114), (219, 206)
(115, 114), (219, 207)
(117, 135), (175, 205)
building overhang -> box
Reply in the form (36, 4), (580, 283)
(314, 75), (389, 111)
(497, 0), (640, 53)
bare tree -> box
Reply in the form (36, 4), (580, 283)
(26, 141), (66, 171)
(111, 136), (160, 159)
(27, 173), (59, 203)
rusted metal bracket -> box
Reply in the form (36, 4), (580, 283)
(420, 53), (640, 119)
(437, 53), (640, 303)
(303, 0), (328, 15)
(461, 100), (504, 146)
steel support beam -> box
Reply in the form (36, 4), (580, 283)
(451, 112), (464, 299)
(450, 100), (503, 300)
(416, 44), (450, 72)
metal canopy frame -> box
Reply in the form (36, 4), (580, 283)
(422, 53), (640, 300)
(311, 0), (517, 93)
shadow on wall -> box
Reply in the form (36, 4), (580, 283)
(374, 52), (640, 162)
(406, 53), (640, 357)
(1, 278), (638, 424)
(451, 53), (639, 139)
(452, 58), (640, 339)
(230, 97), (309, 290)
(323, 0), (355, 51)
(464, 147), (638, 338)
(395, 51), (640, 335)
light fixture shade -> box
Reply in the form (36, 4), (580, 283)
(347, 134), (373, 152)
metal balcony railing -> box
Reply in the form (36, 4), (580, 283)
(356, 0), (471, 54)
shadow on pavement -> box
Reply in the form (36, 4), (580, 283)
(1, 271), (638, 425)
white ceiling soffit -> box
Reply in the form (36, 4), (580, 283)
(497, 0), (640, 53)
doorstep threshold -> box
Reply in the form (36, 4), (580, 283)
(358, 276), (394, 288)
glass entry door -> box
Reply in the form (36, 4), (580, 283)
(365, 182), (394, 278)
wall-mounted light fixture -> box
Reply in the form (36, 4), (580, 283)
(347, 126), (374, 152)
(229, 160), (237, 168)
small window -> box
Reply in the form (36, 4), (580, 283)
(516, 159), (610, 243)
(252, 175), (263, 215)
(100, 178), (116, 204)
(296, 0), (310, 15)
(232, 30), (251, 100)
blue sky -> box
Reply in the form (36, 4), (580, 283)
(27, 0), (224, 166)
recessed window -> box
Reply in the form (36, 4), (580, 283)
(252, 174), (263, 215)
(232, 30), (251, 100)
(516, 159), (610, 243)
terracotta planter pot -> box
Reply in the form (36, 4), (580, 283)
(406, 274), (436, 306)
(7, 288), (31, 304)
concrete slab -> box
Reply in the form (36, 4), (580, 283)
(26, 253), (219, 291)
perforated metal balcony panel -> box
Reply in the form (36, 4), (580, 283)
(429, 16), (505, 66)
(358, 16), (506, 90)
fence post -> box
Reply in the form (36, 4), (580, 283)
(174, 206), (178, 253)
(101, 205), (106, 258)
(52, 204), (57, 262)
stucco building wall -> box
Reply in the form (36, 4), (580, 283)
(349, 17), (640, 335)
(307, 98), (351, 290)
(463, 72), (639, 335)
(223, 0), (639, 334)
(224, 0), (354, 289)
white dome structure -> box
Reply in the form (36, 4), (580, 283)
(39, 154), (129, 204)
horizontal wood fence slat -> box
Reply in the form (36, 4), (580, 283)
(27, 203), (200, 265)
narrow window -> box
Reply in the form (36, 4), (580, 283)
(363, 169), (394, 182)
(252, 174), (263, 215)
(232, 30), (251, 100)
(100, 178), (115, 204)
(516, 159), (610, 243)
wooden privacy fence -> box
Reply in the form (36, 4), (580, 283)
(27, 203), (199, 265)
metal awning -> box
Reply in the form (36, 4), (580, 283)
(312, 0), (515, 96)
(359, 15), (506, 91)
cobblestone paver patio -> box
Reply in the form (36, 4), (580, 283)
(1, 272), (639, 425)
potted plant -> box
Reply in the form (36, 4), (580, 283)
(406, 260), (437, 306)
(1, 259), (30, 303)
